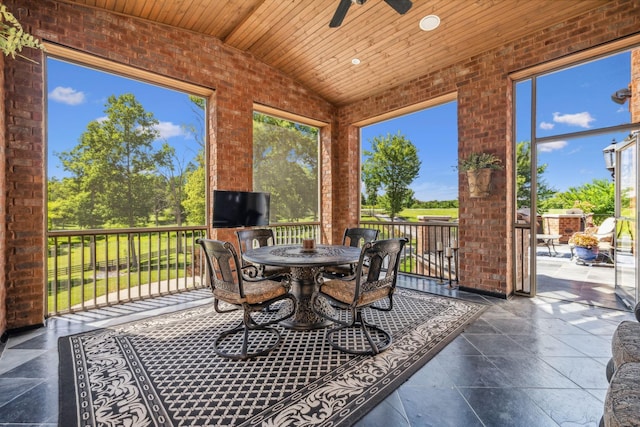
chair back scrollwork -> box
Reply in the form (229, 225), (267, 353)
(312, 237), (408, 355)
(196, 238), (296, 360)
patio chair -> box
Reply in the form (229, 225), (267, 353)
(593, 217), (616, 244)
(312, 237), (408, 355)
(323, 227), (379, 277)
(196, 238), (296, 360)
(236, 228), (289, 278)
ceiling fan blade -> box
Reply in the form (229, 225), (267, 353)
(329, 0), (353, 27)
(384, 0), (412, 15)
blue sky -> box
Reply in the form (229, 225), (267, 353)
(518, 52), (632, 195)
(48, 50), (633, 201)
(362, 50), (633, 201)
(47, 58), (202, 179)
(361, 102), (458, 201)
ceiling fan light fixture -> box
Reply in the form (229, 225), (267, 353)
(419, 15), (440, 31)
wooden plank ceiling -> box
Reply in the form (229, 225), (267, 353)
(60, 0), (607, 106)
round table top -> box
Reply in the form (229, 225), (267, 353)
(242, 244), (362, 268)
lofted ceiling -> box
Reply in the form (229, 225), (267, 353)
(60, 0), (607, 106)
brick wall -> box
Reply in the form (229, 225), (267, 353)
(338, 1), (640, 296)
(1, 0), (639, 332)
(2, 11), (45, 332)
(542, 215), (583, 244)
(1, 0), (335, 331)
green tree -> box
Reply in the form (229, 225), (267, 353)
(57, 93), (173, 264)
(47, 177), (75, 229)
(181, 95), (206, 225)
(183, 164), (206, 225)
(50, 162), (103, 229)
(540, 178), (614, 223)
(362, 132), (421, 220)
(253, 113), (318, 222)
(149, 174), (169, 226)
(516, 141), (556, 211)
(363, 173), (380, 207)
(58, 93), (171, 228)
(156, 146), (194, 229)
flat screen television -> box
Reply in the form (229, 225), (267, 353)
(212, 190), (271, 228)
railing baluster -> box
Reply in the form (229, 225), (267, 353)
(360, 220), (459, 283)
(50, 237), (57, 314)
(66, 236), (71, 312)
(91, 235), (96, 305)
(136, 232), (141, 298)
(174, 230), (180, 292)
(47, 221), (460, 316)
(158, 231), (163, 294)
(79, 236), (85, 311)
(145, 231), (151, 297)
(126, 233), (131, 302)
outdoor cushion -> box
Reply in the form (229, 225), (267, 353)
(603, 362), (640, 427)
(611, 321), (640, 373)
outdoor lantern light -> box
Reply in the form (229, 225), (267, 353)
(611, 88), (632, 105)
(603, 138), (616, 178)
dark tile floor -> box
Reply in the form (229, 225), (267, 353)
(535, 243), (626, 311)
(0, 276), (634, 426)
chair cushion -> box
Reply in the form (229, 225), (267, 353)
(603, 362), (640, 427)
(214, 280), (288, 305)
(320, 278), (390, 307)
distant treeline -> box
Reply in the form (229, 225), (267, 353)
(411, 199), (458, 209)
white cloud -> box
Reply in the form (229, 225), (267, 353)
(48, 86), (86, 105)
(538, 140), (567, 152)
(552, 111), (595, 128)
(154, 121), (186, 139)
(539, 121), (554, 130)
(95, 116), (108, 123)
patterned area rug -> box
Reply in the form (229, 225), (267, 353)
(58, 289), (486, 426)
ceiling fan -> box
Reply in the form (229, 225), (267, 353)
(329, 0), (413, 28)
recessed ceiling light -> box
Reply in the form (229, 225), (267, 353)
(419, 15), (440, 31)
(351, 58), (361, 65)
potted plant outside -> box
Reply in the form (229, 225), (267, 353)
(459, 152), (503, 198)
(569, 232), (600, 261)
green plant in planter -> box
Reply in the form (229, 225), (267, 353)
(0, 3), (45, 62)
(459, 152), (503, 197)
(569, 232), (599, 248)
(458, 152), (503, 172)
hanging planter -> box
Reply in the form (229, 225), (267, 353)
(466, 168), (494, 198)
(459, 152), (503, 198)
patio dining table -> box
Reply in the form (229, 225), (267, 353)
(242, 244), (362, 330)
(537, 233), (562, 256)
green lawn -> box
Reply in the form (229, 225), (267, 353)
(361, 208), (458, 222)
(47, 231), (202, 311)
